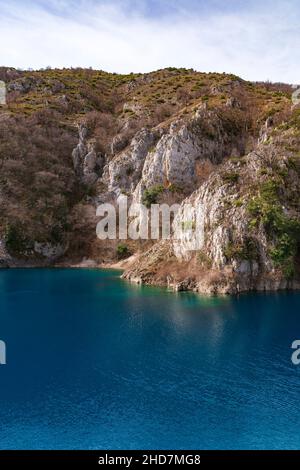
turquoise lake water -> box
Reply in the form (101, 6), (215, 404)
(0, 268), (299, 450)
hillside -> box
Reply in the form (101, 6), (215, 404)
(0, 66), (299, 293)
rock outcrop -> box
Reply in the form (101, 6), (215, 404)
(0, 239), (11, 268)
(1, 66), (299, 294)
(124, 134), (300, 294)
(33, 242), (67, 260)
(132, 106), (248, 205)
(103, 127), (161, 196)
(72, 124), (105, 185)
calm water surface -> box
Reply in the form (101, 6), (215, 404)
(0, 268), (299, 449)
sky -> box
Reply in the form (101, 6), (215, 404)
(0, 0), (299, 83)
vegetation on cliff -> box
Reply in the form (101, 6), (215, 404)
(0, 66), (299, 291)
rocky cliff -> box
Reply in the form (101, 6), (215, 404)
(0, 66), (299, 293)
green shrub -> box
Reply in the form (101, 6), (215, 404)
(233, 198), (243, 208)
(116, 243), (130, 259)
(247, 180), (300, 278)
(223, 172), (239, 184)
(269, 233), (297, 279)
(142, 185), (164, 208)
(5, 223), (33, 254)
(50, 225), (65, 244)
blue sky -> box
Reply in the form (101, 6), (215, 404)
(0, 0), (299, 82)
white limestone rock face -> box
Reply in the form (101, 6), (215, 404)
(172, 178), (229, 265)
(103, 128), (161, 196)
(172, 172), (249, 269)
(133, 107), (246, 204)
(0, 239), (11, 267)
(0, 81), (6, 105)
(136, 126), (199, 192)
(0, 238), (66, 266)
(111, 133), (129, 155)
(170, 158), (281, 294)
(124, 142), (299, 294)
(258, 117), (274, 144)
(171, 141), (296, 283)
(34, 242), (66, 260)
(72, 124), (104, 185)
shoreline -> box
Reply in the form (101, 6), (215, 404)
(1, 258), (300, 297)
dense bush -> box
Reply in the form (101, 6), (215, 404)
(142, 185), (164, 208)
(5, 223), (33, 254)
(247, 180), (300, 278)
(223, 172), (239, 184)
(117, 244), (130, 259)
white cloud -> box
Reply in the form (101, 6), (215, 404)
(0, 0), (299, 83)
